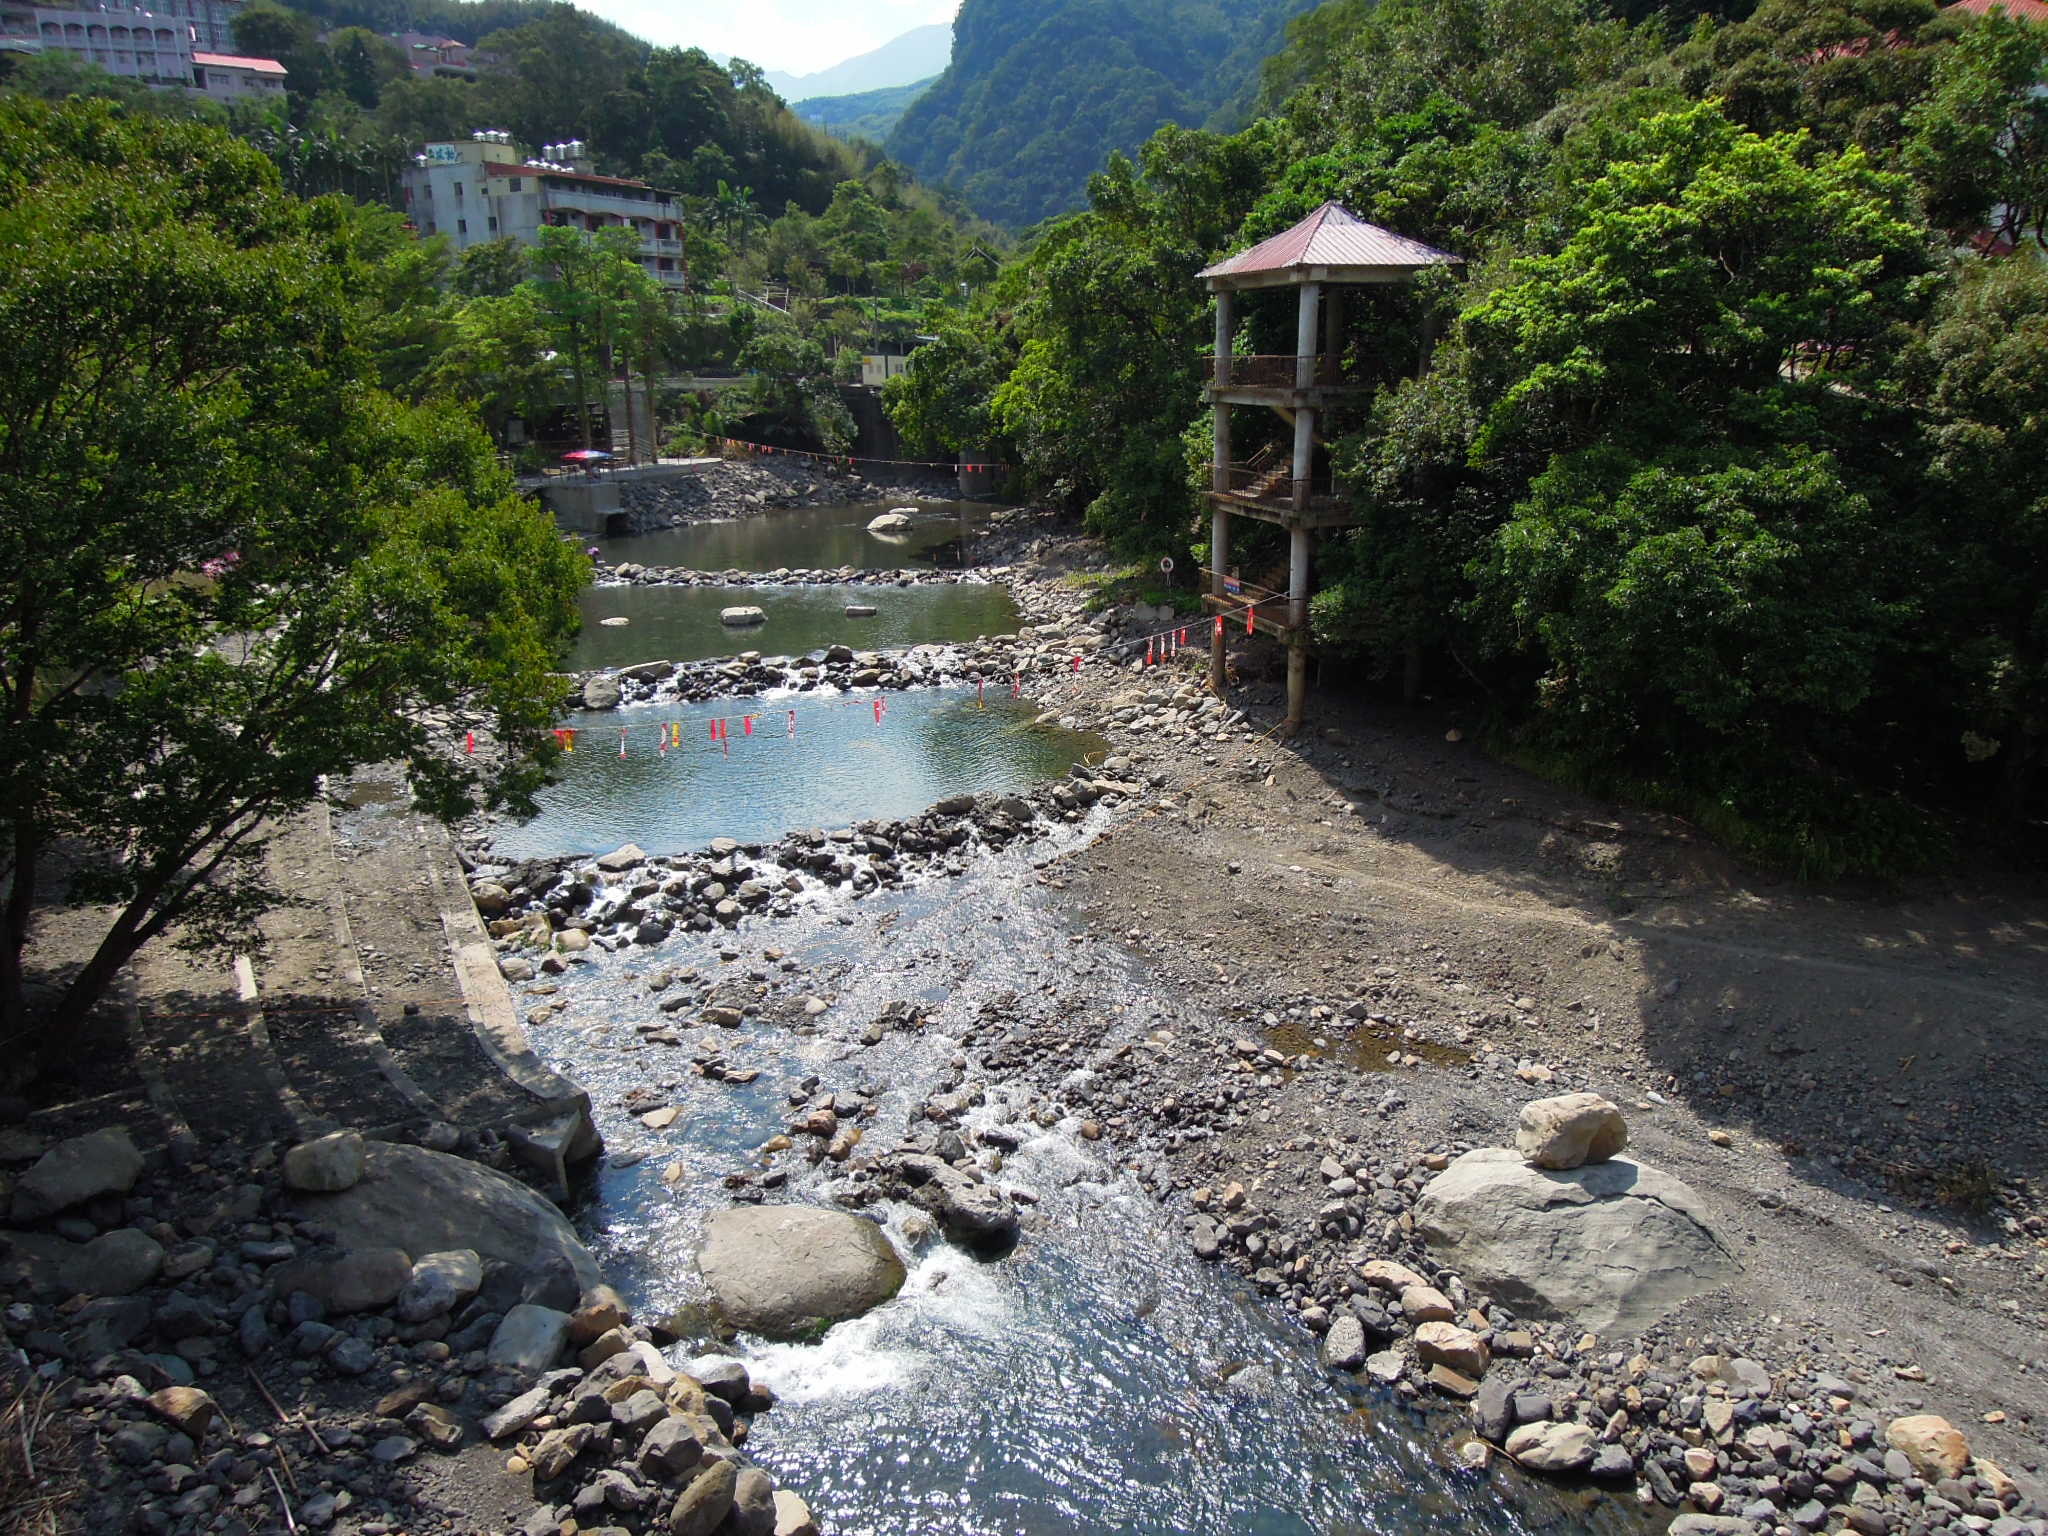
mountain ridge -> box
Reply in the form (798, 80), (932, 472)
(885, 0), (1315, 228)
(763, 22), (952, 102)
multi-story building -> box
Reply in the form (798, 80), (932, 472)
(1, 0), (194, 82)
(189, 46), (281, 99)
(400, 133), (688, 289)
(0, 0), (247, 83)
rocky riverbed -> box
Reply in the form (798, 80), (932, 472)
(0, 1124), (820, 1536)
(612, 460), (962, 536)
(458, 509), (2048, 1536)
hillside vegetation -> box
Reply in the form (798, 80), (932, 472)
(889, 0), (1318, 228)
(887, 0), (2048, 873)
(798, 77), (937, 144)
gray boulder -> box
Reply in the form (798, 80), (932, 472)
(396, 1249), (481, 1323)
(271, 1248), (412, 1314)
(866, 511), (914, 533)
(1412, 1148), (1739, 1334)
(894, 1155), (1020, 1248)
(1319, 1314), (1367, 1371)
(283, 1132), (365, 1193)
(488, 1303), (571, 1374)
(1504, 1420), (1597, 1473)
(719, 606), (766, 627)
(13, 1127), (143, 1220)
(582, 676), (623, 710)
(286, 1143), (600, 1291)
(58, 1228), (162, 1297)
(696, 1206), (905, 1338)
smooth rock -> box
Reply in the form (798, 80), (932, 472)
(771, 1488), (819, 1536)
(284, 1132), (366, 1193)
(287, 1143), (600, 1290)
(396, 1249), (482, 1323)
(719, 607), (767, 627)
(487, 1304), (572, 1374)
(1413, 1148), (1739, 1333)
(1886, 1414), (1971, 1481)
(1414, 1321), (1489, 1379)
(270, 1248), (412, 1315)
(13, 1128), (143, 1219)
(865, 512), (913, 533)
(731, 1466), (776, 1536)
(582, 676), (623, 710)
(1667, 1518), (1761, 1536)
(59, 1228), (163, 1296)
(1504, 1421), (1597, 1473)
(697, 1206), (905, 1339)
(1515, 1093), (1628, 1170)
(669, 1459), (737, 1536)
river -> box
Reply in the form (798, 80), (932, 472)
(501, 505), (1640, 1536)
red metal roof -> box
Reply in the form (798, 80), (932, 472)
(1948, 0), (2048, 20)
(192, 51), (286, 72)
(481, 162), (673, 194)
(1948, 0), (2048, 18)
(1199, 202), (1461, 285)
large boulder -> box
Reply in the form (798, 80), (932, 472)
(1514, 1093), (1628, 1170)
(866, 511), (914, 533)
(719, 606), (766, 627)
(271, 1248), (413, 1314)
(12, 1128), (143, 1220)
(1412, 1147), (1739, 1334)
(582, 675), (623, 710)
(893, 1155), (1020, 1249)
(696, 1206), (904, 1339)
(287, 1142), (599, 1291)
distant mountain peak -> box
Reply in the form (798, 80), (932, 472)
(763, 22), (952, 103)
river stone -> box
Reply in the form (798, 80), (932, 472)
(1515, 1093), (1628, 1170)
(1505, 1420), (1597, 1473)
(696, 1206), (904, 1339)
(1412, 1148), (1739, 1334)
(396, 1249), (482, 1323)
(719, 606), (766, 627)
(582, 676), (623, 710)
(731, 1466), (776, 1536)
(1667, 1519), (1762, 1536)
(1414, 1320), (1489, 1379)
(1885, 1414), (1971, 1481)
(771, 1489), (818, 1536)
(866, 511), (913, 533)
(669, 1460), (737, 1536)
(272, 1248), (412, 1314)
(287, 1142), (601, 1291)
(1319, 1314), (1367, 1371)
(284, 1131), (365, 1193)
(843, 604), (878, 617)
(59, 1228), (163, 1297)
(13, 1127), (143, 1219)
(488, 1303), (572, 1374)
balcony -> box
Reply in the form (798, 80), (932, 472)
(1204, 353), (1369, 405)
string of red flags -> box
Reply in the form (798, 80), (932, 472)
(467, 598), (1280, 762)
(716, 438), (1011, 476)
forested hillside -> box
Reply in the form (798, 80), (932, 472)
(798, 78), (937, 144)
(888, 0), (1317, 227)
(887, 0), (2048, 872)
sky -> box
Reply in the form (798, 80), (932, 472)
(572, 0), (957, 77)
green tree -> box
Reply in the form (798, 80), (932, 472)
(0, 101), (585, 1045)
(1902, 9), (2048, 249)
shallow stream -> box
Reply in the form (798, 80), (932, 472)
(590, 500), (987, 573)
(506, 505), (1639, 1536)
(570, 583), (1021, 672)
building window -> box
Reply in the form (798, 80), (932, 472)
(487, 216), (497, 231)
(456, 218), (467, 234)
(508, 177), (521, 191)
(453, 181), (463, 199)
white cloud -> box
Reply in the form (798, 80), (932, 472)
(574, 0), (955, 76)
